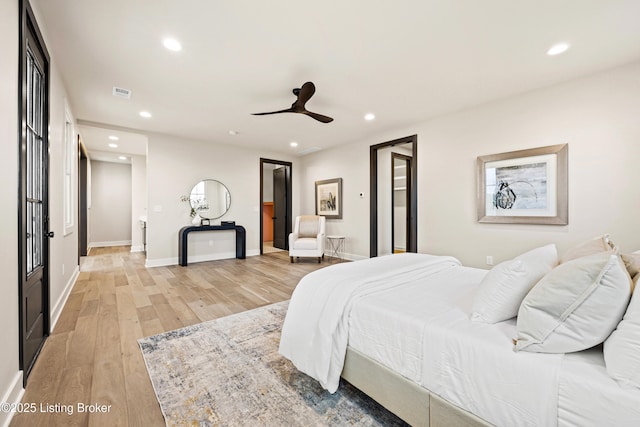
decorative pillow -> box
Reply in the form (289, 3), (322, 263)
(560, 234), (617, 264)
(298, 216), (319, 238)
(604, 281), (640, 388)
(621, 253), (640, 279)
(471, 244), (558, 323)
(515, 252), (632, 353)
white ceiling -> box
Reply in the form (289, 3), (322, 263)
(34, 0), (640, 159)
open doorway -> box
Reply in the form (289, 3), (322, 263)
(260, 158), (292, 254)
(392, 152), (412, 253)
(370, 135), (417, 257)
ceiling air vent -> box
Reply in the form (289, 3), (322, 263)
(112, 86), (132, 99)
(298, 147), (322, 156)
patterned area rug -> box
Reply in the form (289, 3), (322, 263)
(138, 301), (408, 426)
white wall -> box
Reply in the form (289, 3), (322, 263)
(89, 161), (132, 247)
(48, 53), (81, 326)
(145, 133), (297, 266)
(0, 2), (81, 424)
(302, 61), (640, 267)
(299, 146), (371, 259)
(130, 154), (147, 252)
(0, 1), (24, 421)
(263, 163), (275, 202)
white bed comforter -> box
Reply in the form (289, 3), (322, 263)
(280, 253), (566, 426)
(279, 252), (460, 393)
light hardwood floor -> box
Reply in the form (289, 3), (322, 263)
(11, 247), (332, 427)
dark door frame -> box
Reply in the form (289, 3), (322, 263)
(370, 135), (417, 257)
(78, 139), (88, 259)
(259, 158), (292, 255)
(391, 152), (412, 253)
(18, 0), (51, 385)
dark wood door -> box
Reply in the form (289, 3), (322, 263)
(272, 167), (287, 249)
(19, 2), (51, 384)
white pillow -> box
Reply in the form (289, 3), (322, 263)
(515, 252), (632, 353)
(604, 285), (640, 388)
(471, 244), (558, 324)
(560, 234), (617, 263)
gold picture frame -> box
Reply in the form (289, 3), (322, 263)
(477, 144), (568, 225)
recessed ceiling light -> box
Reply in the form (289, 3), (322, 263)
(228, 130), (239, 136)
(364, 113), (375, 121)
(118, 156), (127, 160)
(547, 42), (570, 56)
(163, 38), (182, 52)
(108, 143), (118, 148)
(139, 111), (152, 118)
(108, 135), (119, 141)
(290, 141), (298, 147)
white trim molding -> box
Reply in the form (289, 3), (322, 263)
(0, 372), (25, 427)
(50, 265), (80, 331)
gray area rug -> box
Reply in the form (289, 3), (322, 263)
(138, 301), (408, 426)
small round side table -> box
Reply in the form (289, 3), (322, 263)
(326, 235), (346, 263)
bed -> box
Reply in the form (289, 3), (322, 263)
(279, 248), (640, 426)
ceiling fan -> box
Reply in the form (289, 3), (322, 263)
(252, 81), (334, 123)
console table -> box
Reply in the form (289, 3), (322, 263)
(178, 224), (246, 266)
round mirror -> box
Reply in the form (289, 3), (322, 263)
(189, 179), (231, 219)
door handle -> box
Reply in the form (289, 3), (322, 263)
(272, 217), (276, 220)
(46, 231), (55, 238)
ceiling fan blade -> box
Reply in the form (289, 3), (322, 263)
(293, 81), (316, 109)
(252, 108), (295, 116)
(303, 110), (334, 123)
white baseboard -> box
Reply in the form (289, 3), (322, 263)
(0, 372), (25, 427)
(89, 240), (132, 248)
(130, 245), (145, 253)
(144, 257), (176, 268)
(341, 252), (367, 261)
(50, 265), (80, 331)
(145, 249), (260, 268)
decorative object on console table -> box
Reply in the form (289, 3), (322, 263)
(476, 144), (568, 225)
(315, 178), (343, 219)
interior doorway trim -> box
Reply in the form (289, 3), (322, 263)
(78, 139), (88, 260)
(259, 158), (292, 255)
(370, 135), (418, 257)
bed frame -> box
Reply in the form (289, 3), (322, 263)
(341, 347), (493, 427)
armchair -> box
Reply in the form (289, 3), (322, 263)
(289, 215), (326, 263)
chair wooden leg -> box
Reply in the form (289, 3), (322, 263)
(318, 257), (321, 263)
(290, 256), (294, 263)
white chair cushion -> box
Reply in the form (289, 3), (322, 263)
(292, 238), (319, 250)
(298, 216), (320, 238)
(516, 252), (632, 353)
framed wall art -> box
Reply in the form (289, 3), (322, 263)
(476, 144), (568, 225)
(315, 178), (342, 219)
